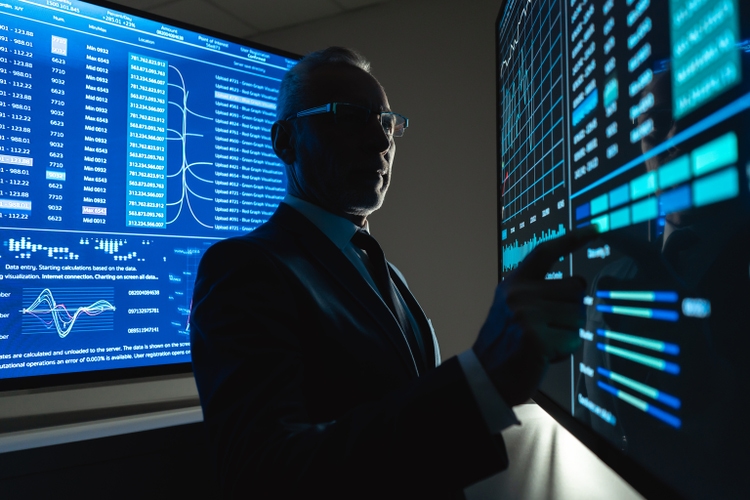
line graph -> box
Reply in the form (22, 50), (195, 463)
(499, 0), (533, 77)
(166, 64), (215, 229)
(22, 287), (116, 338)
(498, 0), (567, 224)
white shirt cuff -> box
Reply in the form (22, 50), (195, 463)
(457, 349), (520, 433)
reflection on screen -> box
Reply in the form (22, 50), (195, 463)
(0, 0), (296, 383)
(497, 0), (749, 497)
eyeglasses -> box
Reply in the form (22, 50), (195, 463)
(285, 102), (409, 138)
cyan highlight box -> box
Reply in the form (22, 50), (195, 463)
(630, 171), (657, 201)
(591, 214), (610, 233)
(590, 194), (609, 216)
(658, 155), (690, 189)
(502, 229), (507, 241)
(572, 90), (598, 126)
(46, 170), (66, 181)
(692, 167), (739, 207)
(691, 132), (738, 177)
(631, 197), (658, 224)
(610, 207), (631, 230)
(576, 202), (591, 220)
(609, 184), (630, 208)
(0, 199), (32, 211)
(660, 185), (691, 214)
(604, 78), (618, 106)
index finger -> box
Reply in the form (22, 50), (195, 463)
(513, 225), (600, 280)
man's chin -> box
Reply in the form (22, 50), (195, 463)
(341, 193), (386, 216)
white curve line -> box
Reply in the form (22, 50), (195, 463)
(165, 64), (221, 228)
(185, 190), (213, 229)
(500, 0), (533, 77)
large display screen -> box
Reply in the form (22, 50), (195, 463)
(0, 0), (297, 387)
(497, 0), (749, 497)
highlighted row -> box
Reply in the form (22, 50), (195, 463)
(596, 342), (680, 374)
(597, 304), (679, 321)
(597, 328), (680, 355)
(597, 380), (681, 428)
(598, 367), (681, 409)
(596, 290), (677, 303)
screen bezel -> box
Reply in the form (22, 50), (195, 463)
(494, 2), (680, 498)
(0, 0), (300, 393)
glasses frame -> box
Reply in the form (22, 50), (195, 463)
(285, 102), (409, 138)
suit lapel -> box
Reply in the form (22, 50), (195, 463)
(271, 204), (422, 377)
(389, 266), (438, 370)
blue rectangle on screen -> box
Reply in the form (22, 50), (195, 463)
(653, 291), (679, 302)
(610, 207), (631, 230)
(609, 184), (630, 208)
(572, 90), (599, 126)
(651, 309), (679, 321)
(660, 185), (692, 214)
(502, 229), (507, 241)
(576, 203), (591, 220)
(631, 197), (658, 224)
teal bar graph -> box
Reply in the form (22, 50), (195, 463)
(691, 132), (737, 177)
(610, 207), (630, 230)
(692, 167), (739, 207)
(597, 343), (680, 374)
(658, 155), (690, 189)
(590, 194), (609, 216)
(597, 328), (680, 355)
(598, 368), (681, 409)
(630, 171), (657, 201)
(631, 197), (657, 224)
(598, 380), (681, 428)
(591, 215), (610, 233)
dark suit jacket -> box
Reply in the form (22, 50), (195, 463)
(190, 203), (509, 499)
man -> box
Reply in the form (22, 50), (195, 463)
(190, 47), (596, 499)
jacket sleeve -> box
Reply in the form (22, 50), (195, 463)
(190, 238), (509, 498)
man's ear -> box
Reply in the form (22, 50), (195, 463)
(271, 120), (296, 165)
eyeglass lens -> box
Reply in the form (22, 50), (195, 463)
(333, 104), (405, 137)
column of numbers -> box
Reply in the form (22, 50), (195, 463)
(47, 40), (67, 224)
(0, 22), (33, 222)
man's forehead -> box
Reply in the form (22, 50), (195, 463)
(304, 65), (389, 108)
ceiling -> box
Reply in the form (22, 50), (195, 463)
(106, 0), (392, 40)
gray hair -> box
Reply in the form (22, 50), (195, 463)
(275, 47), (372, 121)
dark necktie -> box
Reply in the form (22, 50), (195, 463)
(351, 230), (427, 372)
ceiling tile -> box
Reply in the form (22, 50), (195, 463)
(150, 0), (258, 38)
(332, 0), (389, 9)
(105, 0), (176, 13)
(216, 0), (342, 31)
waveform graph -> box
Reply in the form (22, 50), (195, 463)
(22, 287), (116, 338)
(502, 223), (567, 272)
